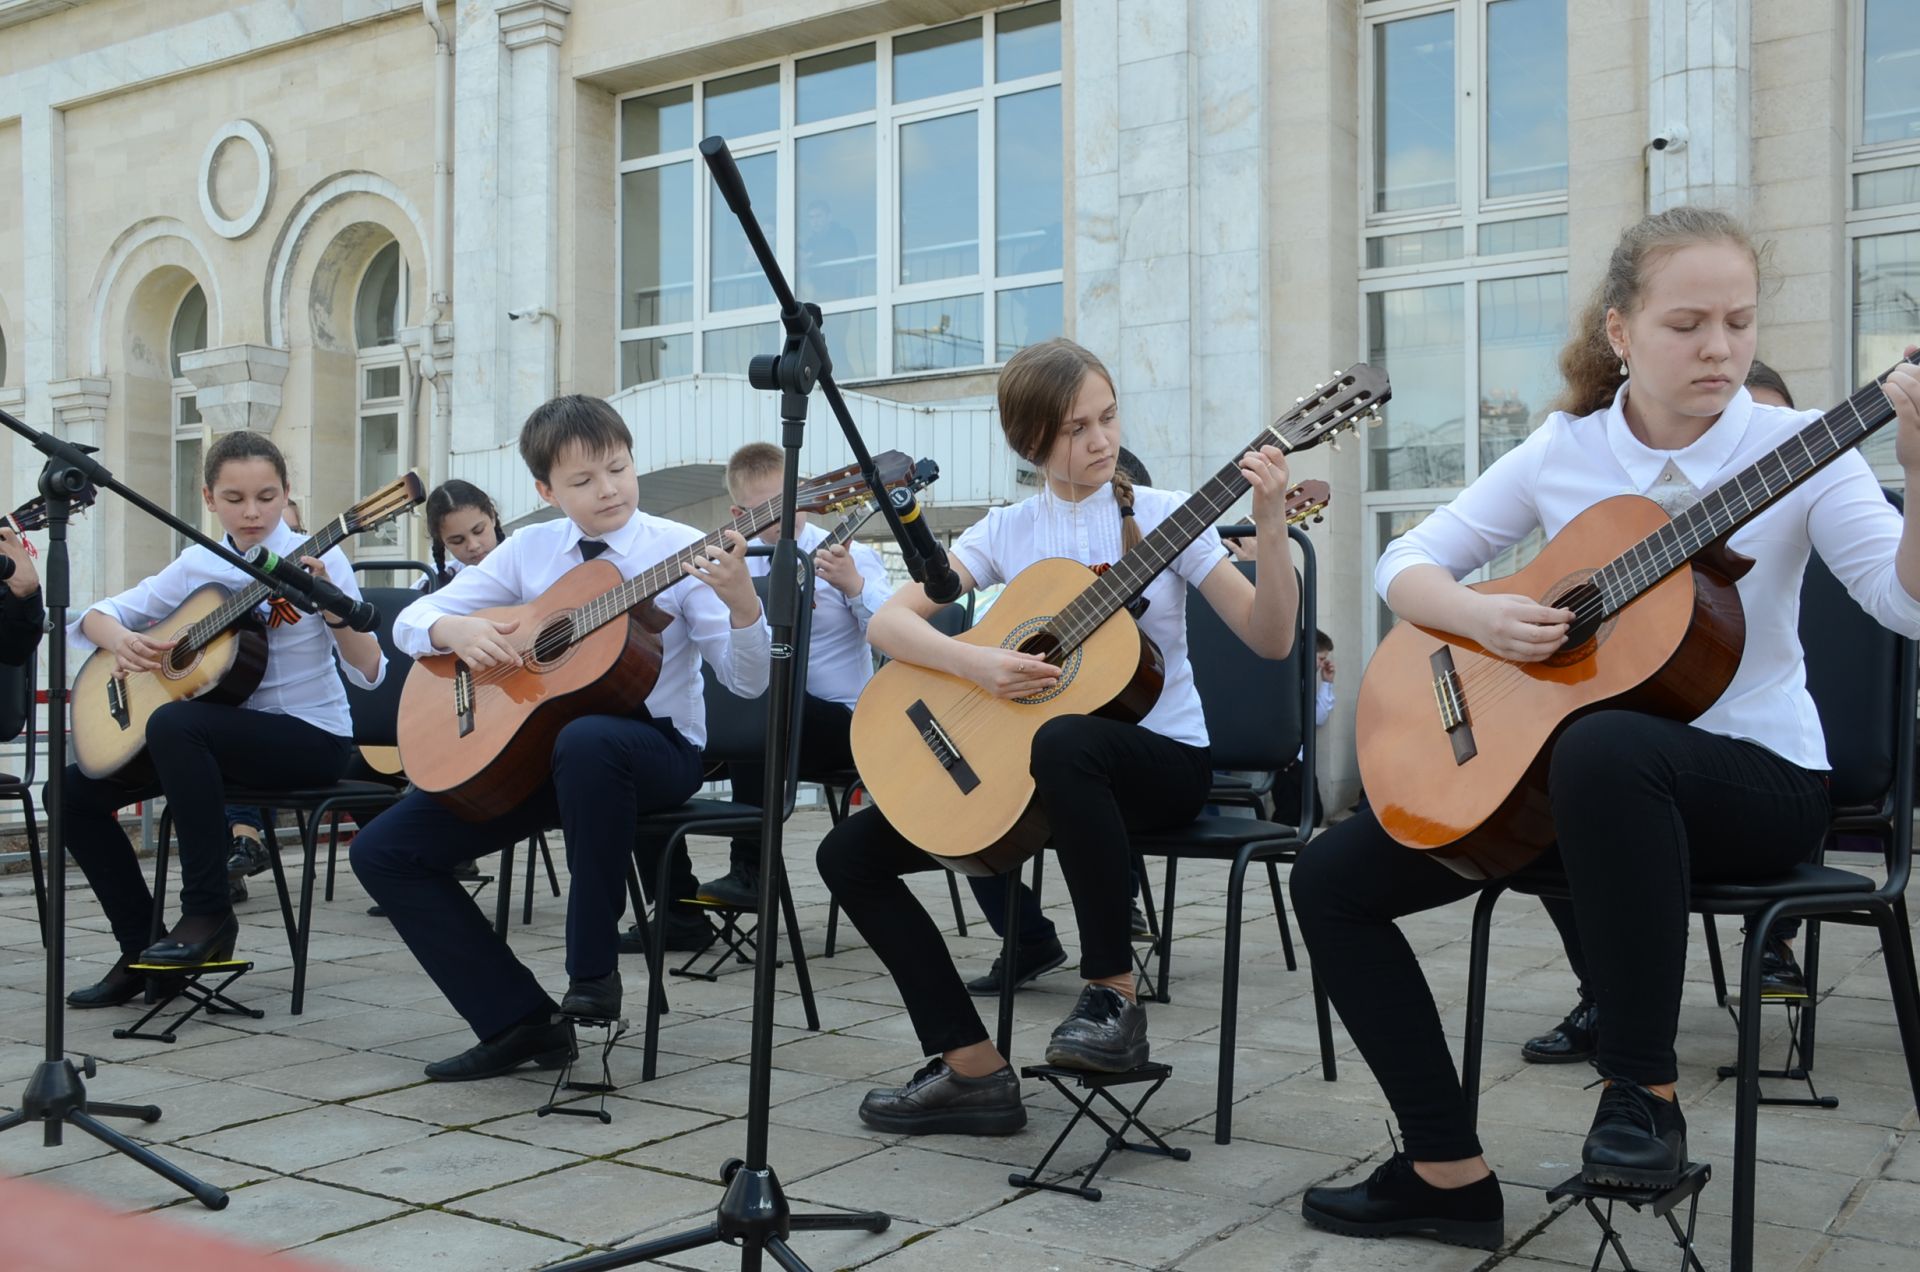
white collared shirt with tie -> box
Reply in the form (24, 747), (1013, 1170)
(747, 520), (892, 709)
(393, 508), (772, 750)
(1376, 384), (1920, 771)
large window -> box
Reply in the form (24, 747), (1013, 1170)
(356, 242), (407, 549)
(616, 1), (1063, 388)
(170, 285), (209, 553)
(1852, 0), (1920, 477)
(1361, 0), (1569, 646)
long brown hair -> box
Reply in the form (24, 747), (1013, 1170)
(997, 338), (1142, 552)
(1553, 206), (1764, 417)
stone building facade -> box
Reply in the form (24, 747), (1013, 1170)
(1, 0), (1916, 806)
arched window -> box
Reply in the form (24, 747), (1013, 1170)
(170, 285), (209, 551)
(356, 242), (407, 547)
(0, 321), (9, 386)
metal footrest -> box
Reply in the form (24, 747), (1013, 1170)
(115, 960), (262, 1043)
(538, 1016), (628, 1124)
(1717, 998), (1836, 1109)
(670, 899), (779, 982)
(1545, 1161), (1711, 1272)
(1009, 1062), (1188, 1202)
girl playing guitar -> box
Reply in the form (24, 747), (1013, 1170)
(1292, 206), (1920, 1251)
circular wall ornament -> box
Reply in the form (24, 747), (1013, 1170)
(199, 120), (275, 239)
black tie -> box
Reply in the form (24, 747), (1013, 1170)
(580, 539), (608, 561)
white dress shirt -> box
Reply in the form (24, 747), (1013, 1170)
(1376, 385), (1920, 771)
(951, 483), (1229, 749)
(68, 519), (385, 739)
(415, 556), (465, 591)
(746, 520), (892, 709)
(393, 509), (771, 750)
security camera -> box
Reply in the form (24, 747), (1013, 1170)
(1649, 125), (1689, 153)
(507, 308), (534, 320)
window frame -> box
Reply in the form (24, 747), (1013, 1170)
(353, 244), (410, 549)
(169, 284), (209, 555)
(613, 2), (1063, 389)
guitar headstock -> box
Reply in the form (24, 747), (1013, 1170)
(1283, 478), (1331, 527)
(343, 471), (428, 534)
(1267, 364), (1390, 457)
(5, 481), (100, 531)
(795, 450), (916, 515)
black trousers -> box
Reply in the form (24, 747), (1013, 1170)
(352, 714), (702, 1040)
(64, 700), (353, 954)
(639, 693), (855, 905)
(1290, 711), (1828, 1161)
(816, 715), (1210, 1056)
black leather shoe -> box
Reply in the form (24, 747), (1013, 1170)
(1582, 1078), (1687, 1189)
(1522, 994), (1598, 1064)
(67, 956), (144, 1009)
(226, 834), (271, 878)
(619, 911), (713, 955)
(966, 936), (1067, 996)
(1302, 1153), (1504, 1250)
(424, 1018), (577, 1081)
(696, 867), (759, 909)
(1044, 984), (1149, 1072)
(1758, 936), (1808, 999)
(138, 913), (239, 967)
(857, 1059), (1026, 1135)
(559, 972), (622, 1020)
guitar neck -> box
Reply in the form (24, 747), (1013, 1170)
(1599, 350), (1920, 613)
(178, 519), (351, 654)
(819, 500), (881, 552)
(571, 495), (788, 637)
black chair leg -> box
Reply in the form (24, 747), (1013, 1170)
(996, 875), (1023, 1063)
(540, 831), (561, 896)
(292, 811), (323, 1016)
(1266, 858), (1297, 972)
(1310, 967), (1337, 1082)
(1799, 916), (1823, 1069)
(641, 833), (683, 1082)
(323, 812), (341, 902)
(777, 868), (820, 1032)
(22, 793), (46, 946)
(1460, 885), (1503, 1129)
(494, 840), (517, 939)
(1134, 855), (1168, 1005)
(1215, 844), (1259, 1145)
(1873, 900), (1920, 1112)
(1703, 912), (1729, 1008)
(824, 899), (840, 957)
(150, 808), (174, 946)
(1730, 902), (1780, 1272)
(947, 870), (969, 938)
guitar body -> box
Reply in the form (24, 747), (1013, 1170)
(1357, 494), (1748, 879)
(396, 559), (671, 821)
(71, 584), (269, 781)
(851, 557), (1165, 876)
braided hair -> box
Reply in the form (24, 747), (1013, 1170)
(425, 479), (505, 589)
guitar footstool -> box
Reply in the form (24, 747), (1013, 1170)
(1009, 1062), (1189, 1202)
(538, 1015), (628, 1124)
(1545, 1162), (1711, 1272)
(114, 960), (262, 1043)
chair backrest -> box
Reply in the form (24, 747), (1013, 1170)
(340, 586), (420, 748)
(353, 558), (437, 591)
(1799, 490), (1916, 830)
(1183, 530), (1318, 827)
(927, 598), (971, 637)
(700, 566), (816, 814)
(0, 655), (30, 747)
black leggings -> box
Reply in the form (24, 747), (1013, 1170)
(817, 715), (1210, 1056)
(64, 700), (353, 954)
(1291, 711), (1828, 1160)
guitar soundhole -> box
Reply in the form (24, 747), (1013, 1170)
(1543, 576), (1610, 662)
(162, 646), (197, 679)
(1016, 631), (1061, 663)
(531, 614), (578, 668)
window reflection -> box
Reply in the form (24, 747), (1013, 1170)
(710, 151), (777, 311)
(1485, 0), (1567, 199)
(798, 126), (877, 302)
(996, 87), (1062, 275)
(894, 20), (982, 103)
(622, 164), (693, 327)
(1374, 12), (1456, 213)
(996, 284), (1062, 359)
(995, 1), (1060, 81)
(1855, 229), (1920, 470)
(894, 295), (983, 371)
(900, 113), (979, 284)
(1368, 285), (1466, 489)
(705, 66), (780, 140)
(822, 309), (878, 379)
(1478, 273), (1568, 469)
(622, 87), (693, 161)
(621, 334), (692, 388)
(703, 322), (781, 376)
(1863, 0), (1920, 147)
(798, 45), (875, 124)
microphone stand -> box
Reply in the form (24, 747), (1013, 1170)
(0, 406), (328, 1210)
(543, 135), (901, 1271)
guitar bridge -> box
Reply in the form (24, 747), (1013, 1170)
(905, 698), (979, 794)
(106, 677), (131, 731)
(1430, 647), (1477, 765)
(453, 663), (475, 738)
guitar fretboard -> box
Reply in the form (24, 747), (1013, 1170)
(568, 492), (792, 637)
(1594, 351), (1920, 614)
(178, 518), (353, 654)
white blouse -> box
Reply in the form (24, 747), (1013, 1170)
(68, 519), (385, 739)
(951, 483), (1228, 749)
(393, 509), (771, 751)
(1376, 384), (1920, 771)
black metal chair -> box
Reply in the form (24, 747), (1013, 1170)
(0, 654), (45, 944)
(821, 595), (975, 957)
(150, 586), (418, 1014)
(1456, 518), (1920, 1272)
(633, 566), (822, 1080)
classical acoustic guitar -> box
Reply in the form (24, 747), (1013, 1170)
(1358, 351), (1920, 881)
(812, 457), (940, 554)
(3, 481), (101, 534)
(71, 473), (427, 781)
(397, 453), (917, 822)
(851, 369), (1384, 875)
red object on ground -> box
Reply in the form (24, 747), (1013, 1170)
(0, 1172), (341, 1272)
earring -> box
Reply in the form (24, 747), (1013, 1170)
(1618, 360), (1628, 377)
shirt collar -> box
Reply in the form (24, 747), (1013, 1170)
(226, 519), (304, 558)
(558, 508), (647, 559)
(1604, 383), (1752, 493)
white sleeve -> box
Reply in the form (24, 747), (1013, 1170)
(948, 513), (1002, 590)
(67, 553), (202, 656)
(842, 541), (895, 631)
(659, 576), (772, 698)
(1375, 423), (1552, 601)
(1314, 677), (1336, 727)
(322, 547), (386, 690)
(391, 539), (524, 657)
(1804, 452), (1920, 636)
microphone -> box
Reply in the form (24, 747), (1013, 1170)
(890, 486), (963, 604)
(243, 546), (380, 633)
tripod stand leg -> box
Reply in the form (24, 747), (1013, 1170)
(787, 1211), (892, 1233)
(763, 1236), (810, 1272)
(67, 1110), (227, 1209)
(543, 1223), (722, 1271)
(87, 1101), (162, 1123)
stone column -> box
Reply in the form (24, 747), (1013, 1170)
(177, 343), (290, 434)
(452, 3), (508, 454)
(1646, 0), (1751, 214)
(498, 1), (570, 437)
(21, 101), (67, 437)
(45, 378), (109, 610)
